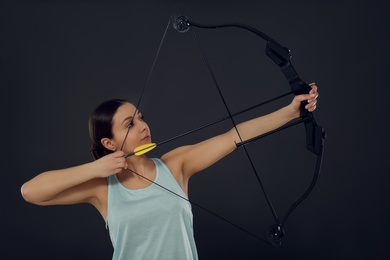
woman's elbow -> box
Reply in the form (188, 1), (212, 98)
(21, 183), (32, 202)
(21, 182), (42, 205)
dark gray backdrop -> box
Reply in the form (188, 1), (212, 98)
(1, 0), (389, 259)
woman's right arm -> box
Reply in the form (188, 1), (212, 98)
(21, 151), (127, 206)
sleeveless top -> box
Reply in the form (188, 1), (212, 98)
(106, 158), (198, 260)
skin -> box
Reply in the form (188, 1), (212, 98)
(21, 84), (318, 222)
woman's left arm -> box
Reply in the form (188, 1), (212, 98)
(234, 83), (318, 143)
(162, 84), (318, 179)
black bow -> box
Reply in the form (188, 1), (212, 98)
(122, 14), (326, 247)
(172, 15), (326, 246)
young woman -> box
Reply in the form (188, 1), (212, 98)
(21, 83), (318, 259)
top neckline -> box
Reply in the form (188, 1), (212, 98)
(114, 158), (159, 192)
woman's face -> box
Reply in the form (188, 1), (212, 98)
(110, 103), (151, 154)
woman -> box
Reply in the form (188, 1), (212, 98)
(21, 83), (318, 259)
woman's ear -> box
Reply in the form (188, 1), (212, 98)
(101, 138), (116, 152)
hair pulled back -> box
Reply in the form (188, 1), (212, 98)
(89, 99), (131, 160)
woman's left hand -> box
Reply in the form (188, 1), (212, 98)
(289, 83), (319, 116)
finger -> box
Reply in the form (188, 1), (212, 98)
(309, 83), (317, 94)
(116, 161), (128, 171)
(306, 99), (317, 106)
(296, 93), (317, 102)
(308, 92), (319, 102)
(114, 150), (125, 157)
(305, 100), (317, 109)
(115, 157), (126, 166)
(308, 96), (319, 104)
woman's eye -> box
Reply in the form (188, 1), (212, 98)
(126, 121), (133, 128)
(126, 115), (144, 128)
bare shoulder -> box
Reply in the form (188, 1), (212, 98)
(161, 145), (193, 162)
(160, 145), (194, 172)
(160, 146), (193, 192)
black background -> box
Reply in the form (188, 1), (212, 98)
(1, 0), (390, 259)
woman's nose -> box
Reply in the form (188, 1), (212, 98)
(138, 121), (147, 132)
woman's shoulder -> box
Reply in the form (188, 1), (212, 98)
(160, 145), (193, 170)
(161, 145), (192, 162)
(160, 146), (193, 188)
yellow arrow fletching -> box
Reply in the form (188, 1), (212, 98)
(134, 143), (157, 156)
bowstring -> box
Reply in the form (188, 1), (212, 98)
(120, 15), (172, 151)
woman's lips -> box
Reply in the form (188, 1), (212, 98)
(141, 135), (151, 141)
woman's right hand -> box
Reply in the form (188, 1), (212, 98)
(93, 151), (128, 178)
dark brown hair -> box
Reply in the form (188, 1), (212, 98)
(89, 99), (131, 159)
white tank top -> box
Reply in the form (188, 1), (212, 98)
(106, 158), (198, 260)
